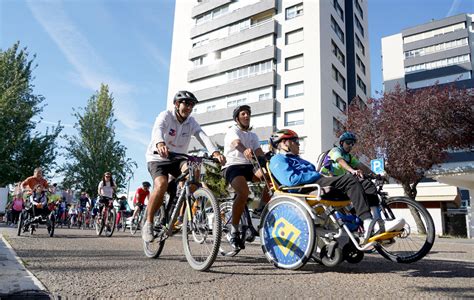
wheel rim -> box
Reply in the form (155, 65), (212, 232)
(376, 197), (435, 263)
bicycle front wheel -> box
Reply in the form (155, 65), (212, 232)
(143, 205), (166, 258)
(130, 215), (139, 235)
(105, 208), (116, 237)
(182, 188), (222, 271)
(375, 196), (435, 263)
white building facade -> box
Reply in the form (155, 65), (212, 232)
(167, 0), (370, 160)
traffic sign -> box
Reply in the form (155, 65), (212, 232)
(371, 158), (385, 174)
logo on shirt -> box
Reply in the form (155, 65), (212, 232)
(169, 128), (176, 136)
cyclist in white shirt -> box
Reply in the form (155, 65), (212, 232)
(222, 105), (269, 250)
(143, 90), (225, 242)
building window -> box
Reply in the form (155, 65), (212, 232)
(226, 98), (246, 108)
(357, 75), (367, 95)
(331, 16), (345, 44)
(227, 60), (273, 81)
(286, 3), (303, 20)
(332, 65), (346, 90)
(285, 28), (304, 45)
(403, 22), (466, 44)
(333, 117), (344, 134)
(355, 34), (365, 55)
(333, 91), (347, 112)
(258, 92), (271, 101)
(404, 54), (470, 73)
(285, 81), (304, 98)
(404, 38), (468, 59)
(206, 105), (216, 112)
(356, 55), (365, 74)
(192, 56), (204, 68)
(354, 0), (363, 19)
(355, 16), (364, 37)
(285, 110), (304, 126)
(333, 0), (344, 21)
(285, 54), (304, 71)
(332, 40), (345, 66)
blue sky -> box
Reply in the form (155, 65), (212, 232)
(1, 0), (472, 194)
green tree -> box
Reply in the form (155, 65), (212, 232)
(61, 84), (136, 197)
(0, 42), (62, 186)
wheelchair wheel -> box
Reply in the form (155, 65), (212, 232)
(260, 196), (315, 270)
(375, 197), (435, 263)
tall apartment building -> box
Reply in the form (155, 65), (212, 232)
(382, 13), (474, 91)
(167, 0), (370, 160)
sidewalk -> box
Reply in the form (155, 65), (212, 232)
(0, 233), (49, 298)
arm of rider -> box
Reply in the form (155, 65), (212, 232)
(336, 157), (363, 178)
(156, 141), (169, 158)
(231, 139), (253, 160)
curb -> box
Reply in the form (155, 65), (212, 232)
(0, 234), (47, 293)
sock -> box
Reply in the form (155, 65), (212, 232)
(231, 224), (239, 234)
(371, 206), (381, 220)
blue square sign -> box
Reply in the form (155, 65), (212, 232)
(370, 158), (385, 174)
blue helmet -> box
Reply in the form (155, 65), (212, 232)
(339, 131), (357, 144)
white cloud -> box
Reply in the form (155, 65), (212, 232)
(446, 0), (462, 17)
(26, 0), (147, 135)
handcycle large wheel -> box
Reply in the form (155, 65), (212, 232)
(182, 188), (222, 271)
(143, 205), (166, 258)
(260, 196), (315, 270)
(218, 201), (244, 257)
(104, 208), (116, 237)
(375, 196), (435, 263)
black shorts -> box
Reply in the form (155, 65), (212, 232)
(147, 160), (187, 180)
(134, 202), (144, 209)
(223, 164), (254, 184)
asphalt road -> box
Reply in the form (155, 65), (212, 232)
(0, 225), (473, 298)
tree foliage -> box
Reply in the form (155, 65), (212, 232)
(0, 42), (62, 186)
(345, 84), (474, 198)
(61, 84), (136, 197)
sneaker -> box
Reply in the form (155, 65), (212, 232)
(172, 216), (183, 232)
(229, 232), (245, 251)
(362, 217), (405, 244)
(142, 222), (154, 242)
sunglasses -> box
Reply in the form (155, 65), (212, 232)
(289, 138), (300, 145)
(180, 100), (195, 108)
(345, 140), (355, 146)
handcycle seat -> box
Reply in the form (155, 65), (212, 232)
(265, 162), (351, 208)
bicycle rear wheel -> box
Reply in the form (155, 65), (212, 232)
(105, 208), (116, 237)
(130, 214), (139, 235)
(143, 205), (166, 258)
(375, 196), (435, 263)
(218, 201), (241, 257)
(182, 188), (221, 271)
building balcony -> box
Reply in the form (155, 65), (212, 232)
(189, 19), (276, 60)
(188, 45), (276, 82)
(191, 0), (232, 19)
(193, 71), (275, 101)
(192, 98), (275, 126)
(190, 0), (276, 38)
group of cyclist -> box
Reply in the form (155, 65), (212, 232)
(142, 90), (405, 250)
(13, 89), (404, 249)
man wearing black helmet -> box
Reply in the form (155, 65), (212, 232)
(222, 105), (269, 250)
(143, 90), (226, 242)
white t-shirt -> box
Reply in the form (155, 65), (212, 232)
(223, 124), (260, 168)
(145, 110), (218, 163)
(98, 181), (114, 198)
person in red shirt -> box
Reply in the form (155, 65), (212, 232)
(132, 181), (151, 219)
(21, 167), (49, 192)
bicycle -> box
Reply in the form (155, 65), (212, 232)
(143, 152), (222, 271)
(130, 205), (146, 235)
(79, 207), (92, 230)
(95, 196), (116, 237)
